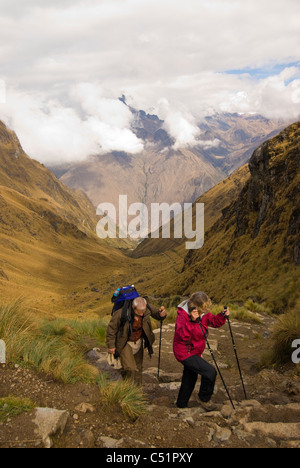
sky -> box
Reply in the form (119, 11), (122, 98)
(0, 0), (299, 164)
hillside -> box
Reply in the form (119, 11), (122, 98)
(132, 163), (250, 258)
(155, 121), (300, 312)
(0, 121), (134, 315)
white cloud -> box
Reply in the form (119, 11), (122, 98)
(0, 0), (299, 163)
(157, 99), (201, 149)
(218, 67), (300, 120)
(0, 86), (144, 164)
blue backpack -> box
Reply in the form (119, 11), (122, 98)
(111, 285), (140, 313)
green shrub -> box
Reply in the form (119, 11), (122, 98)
(0, 396), (35, 422)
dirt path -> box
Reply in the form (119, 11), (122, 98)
(0, 313), (300, 448)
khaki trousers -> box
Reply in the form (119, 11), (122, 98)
(120, 341), (144, 385)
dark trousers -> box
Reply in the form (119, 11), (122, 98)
(176, 355), (217, 408)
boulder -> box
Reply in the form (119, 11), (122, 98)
(33, 408), (69, 448)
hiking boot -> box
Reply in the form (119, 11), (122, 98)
(198, 400), (218, 412)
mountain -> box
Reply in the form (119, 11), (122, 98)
(59, 146), (224, 214)
(0, 121), (131, 314)
(132, 163), (250, 258)
(154, 121), (300, 313)
(196, 113), (289, 174)
(51, 108), (287, 219)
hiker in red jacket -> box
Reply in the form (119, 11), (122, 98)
(173, 292), (230, 410)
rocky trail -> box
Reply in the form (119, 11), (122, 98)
(0, 313), (300, 448)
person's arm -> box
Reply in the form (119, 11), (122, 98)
(106, 311), (121, 354)
(145, 298), (167, 321)
(204, 307), (230, 328)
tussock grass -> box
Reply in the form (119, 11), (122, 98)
(259, 301), (300, 369)
(98, 377), (148, 419)
(244, 299), (271, 315)
(39, 317), (108, 346)
(0, 301), (98, 384)
(0, 301), (148, 418)
(270, 308), (300, 365)
(0, 396), (35, 422)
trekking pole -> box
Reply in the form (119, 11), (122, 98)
(157, 319), (163, 380)
(226, 313), (247, 400)
(198, 319), (235, 410)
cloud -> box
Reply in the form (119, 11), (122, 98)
(218, 67), (300, 120)
(156, 99), (199, 149)
(0, 85), (144, 164)
(0, 0), (299, 163)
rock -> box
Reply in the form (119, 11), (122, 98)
(239, 399), (262, 408)
(234, 429), (255, 443)
(243, 422), (300, 440)
(280, 440), (300, 448)
(75, 403), (95, 414)
(159, 382), (181, 391)
(80, 429), (95, 448)
(221, 404), (234, 419)
(86, 348), (122, 381)
(99, 436), (121, 448)
(206, 425), (217, 442)
(176, 407), (206, 422)
(33, 408), (69, 448)
(214, 427), (232, 442)
(144, 367), (182, 383)
(120, 437), (146, 448)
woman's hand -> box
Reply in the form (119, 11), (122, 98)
(190, 308), (200, 322)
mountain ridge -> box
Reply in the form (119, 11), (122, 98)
(158, 121), (300, 312)
(51, 111), (289, 217)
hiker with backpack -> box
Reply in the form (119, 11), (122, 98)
(173, 292), (230, 410)
(106, 286), (167, 385)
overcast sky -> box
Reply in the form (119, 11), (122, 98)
(0, 0), (299, 164)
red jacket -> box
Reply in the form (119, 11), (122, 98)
(173, 301), (227, 362)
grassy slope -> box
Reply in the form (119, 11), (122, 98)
(129, 164), (251, 303)
(155, 122), (300, 311)
(0, 122), (137, 316)
(132, 163), (250, 258)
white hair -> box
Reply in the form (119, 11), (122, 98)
(132, 297), (147, 309)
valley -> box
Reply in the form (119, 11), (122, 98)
(0, 116), (299, 450)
